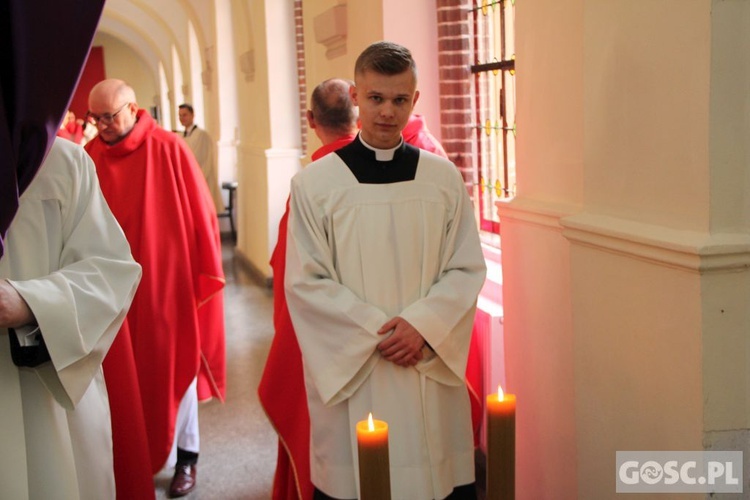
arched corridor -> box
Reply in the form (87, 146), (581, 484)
(12, 0), (750, 497)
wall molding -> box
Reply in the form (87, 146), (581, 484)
(561, 213), (750, 273)
(239, 49), (255, 82)
(497, 198), (750, 273)
(313, 4), (347, 59)
(496, 197), (579, 231)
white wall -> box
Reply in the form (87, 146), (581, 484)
(383, 0), (443, 141)
(497, 0), (583, 495)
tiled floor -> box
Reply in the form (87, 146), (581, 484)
(155, 239), (278, 499)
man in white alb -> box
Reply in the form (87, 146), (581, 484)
(285, 41), (487, 500)
(1, 1), (141, 497)
(178, 103), (225, 214)
(0, 138), (141, 499)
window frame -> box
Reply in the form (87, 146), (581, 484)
(469, 0), (516, 235)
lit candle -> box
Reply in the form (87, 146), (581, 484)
(356, 413), (391, 500)
(486, 385), (516, 500)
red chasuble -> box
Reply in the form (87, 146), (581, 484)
(259, 134), (355, 500)
(56, 119), (84, 144)
(87, 110), (226, 481)
(102, 322), (155, 499)
(402, 114), (449, 159)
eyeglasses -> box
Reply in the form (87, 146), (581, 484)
(86, 102), (130, 125)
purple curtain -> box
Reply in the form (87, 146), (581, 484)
(0, 0), (105, 258)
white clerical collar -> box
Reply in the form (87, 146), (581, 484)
(359, 135), (403, 161)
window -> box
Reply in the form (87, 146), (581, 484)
(470, 0), (516, 234)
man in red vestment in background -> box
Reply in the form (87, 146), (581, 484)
(258, 77), (455, 500)
(56, 110), (85, 144)
(259, 78), (357, 500)
(402, 113), (448, 159)
(86, 79), (226, 499)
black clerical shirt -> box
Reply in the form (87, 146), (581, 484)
(335, 135), (420, 184)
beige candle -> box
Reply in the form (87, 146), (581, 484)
(356, 413), (391, 500)
(486, 385), (516, 500)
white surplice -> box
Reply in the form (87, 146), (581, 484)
(0, 138), (141, 500)
(184, 126), (224, 214)
(285, 149), (487, 500)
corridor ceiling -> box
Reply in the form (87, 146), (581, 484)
(99, 0), (215, 89)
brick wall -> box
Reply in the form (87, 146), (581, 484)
(436, 0), (475, 186)
(294, 0), (307, 155)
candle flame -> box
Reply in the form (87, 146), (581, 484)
(498, 385), (504, 401)
(368, 412), (374, 431)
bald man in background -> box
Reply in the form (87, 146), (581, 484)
(86, 79), (226, 499)
(259, 77), (358, 500)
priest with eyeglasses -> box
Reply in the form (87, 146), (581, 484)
(85, 79), (227, 499)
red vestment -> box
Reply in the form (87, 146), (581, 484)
(259, 135), (356, 500)
(402, 114), (449, 159)
(86, 110), (226, 493)
(56, 120), (84, 144)
(102, 322), (154, 499)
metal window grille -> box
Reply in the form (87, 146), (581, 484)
(470, 0), (516, 234)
